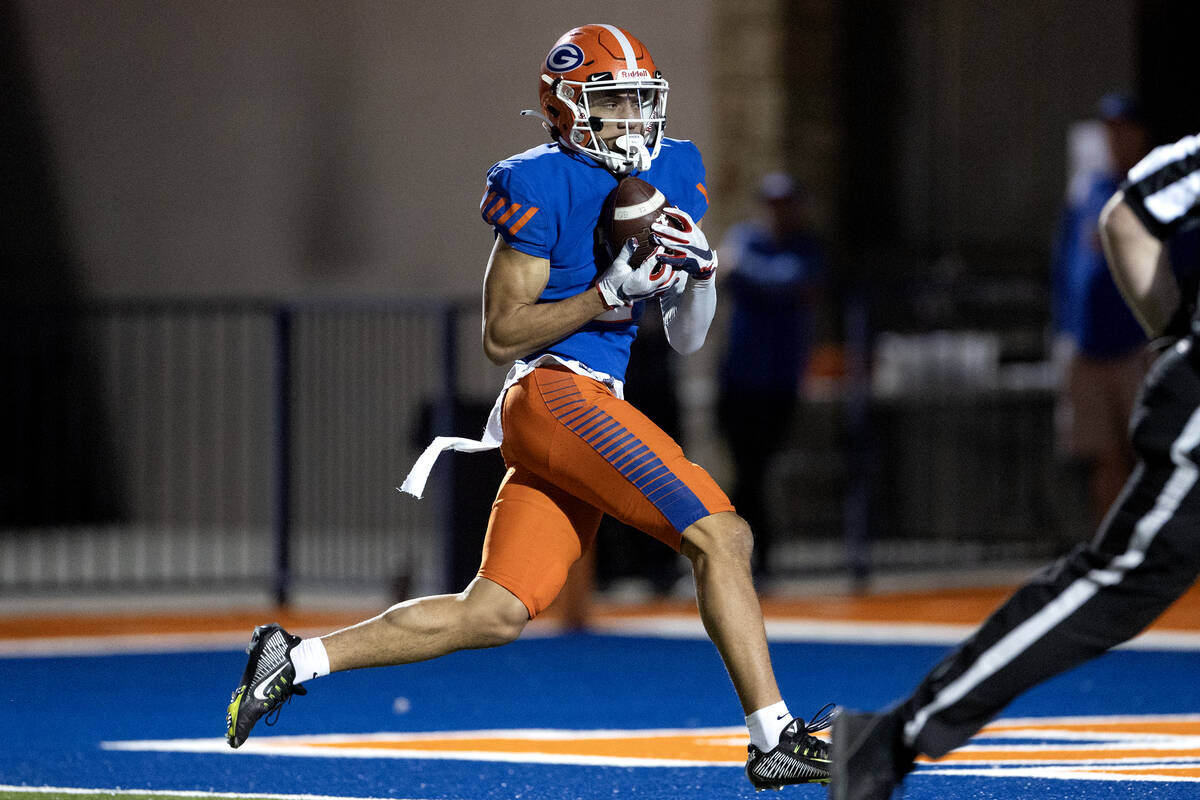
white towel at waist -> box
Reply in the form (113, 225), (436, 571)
(398, 354), (623, 499)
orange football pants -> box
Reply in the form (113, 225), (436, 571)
(478, 365), (733, 617)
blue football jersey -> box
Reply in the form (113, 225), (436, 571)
(481, 138), (708, 382)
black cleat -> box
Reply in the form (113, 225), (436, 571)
(225, 623), (307, 748)
(829, 708), (916, 800)
(745, 703), (836, 790)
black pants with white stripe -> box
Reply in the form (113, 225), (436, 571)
(898, 338), (1200, 758)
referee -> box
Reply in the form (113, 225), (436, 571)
(830, 132), (1200, 800)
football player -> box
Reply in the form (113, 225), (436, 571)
(225, 24), (835, 790)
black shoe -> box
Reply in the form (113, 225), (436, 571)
(829, 709), (916, 800)
(225, 623), (308, 748)
(745, 703), (836, 790)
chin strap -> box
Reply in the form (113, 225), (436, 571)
(520, 108), (554, 128)
(614, 133), (652, 172)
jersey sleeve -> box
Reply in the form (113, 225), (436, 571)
(1121, 133), (1200, 241)
(674, 139), (710, 223)
(481, 162), (553, 259)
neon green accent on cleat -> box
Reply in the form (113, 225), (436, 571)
(226, 688), (244, 735)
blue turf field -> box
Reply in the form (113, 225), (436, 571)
(4, 632), (1200, 799)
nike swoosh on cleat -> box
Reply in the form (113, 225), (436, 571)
(252, 663), (289, 702)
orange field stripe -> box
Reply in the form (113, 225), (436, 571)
(1086, 767), (1200, 777)
(313, 733), (747, 762)
(101, 716), (1200, 776)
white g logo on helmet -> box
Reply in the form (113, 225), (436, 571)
(546, 43), (585, 73)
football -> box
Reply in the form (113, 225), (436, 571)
(599, 176), (675, 269)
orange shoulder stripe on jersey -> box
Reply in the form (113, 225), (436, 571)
(496, 203), (522, 226)
(480, 190), (496, 212)
(696, 183), (708, 201)
(485, 196), (507, 222)
(507, 206), (539, 235)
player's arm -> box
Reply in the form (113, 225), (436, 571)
(659, 271), (716, 355)
(481, 236), (609, 365)
(1099, 190), (1183, 338)
(655, 211), (717, 354)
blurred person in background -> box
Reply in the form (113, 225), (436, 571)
(716, 172), (826, 585)
(1051, 93), (1152, 525)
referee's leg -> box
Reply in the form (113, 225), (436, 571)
(899, 357), (1200, 757)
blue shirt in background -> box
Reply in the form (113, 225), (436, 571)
(718, 222), (824, 393)
(1052, 172), (1147, 358)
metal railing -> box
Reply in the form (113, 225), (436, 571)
(0, 297), (509, 602)
(0, 298), (1072, 601)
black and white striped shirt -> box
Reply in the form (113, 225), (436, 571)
(1122, 133), (1200, 241)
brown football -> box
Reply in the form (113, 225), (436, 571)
(599, 176), (675, 270)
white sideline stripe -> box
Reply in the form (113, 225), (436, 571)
(0, 785), (420, 800)
(1120, 629), (1200, 650)
(4, 617), (1200, 658)
(593, 615), (1200, 651)
(0, 623), (570, 658)
(917, 766), (1200, 782)
(953, 741), (1200, 752)
(991, 712), (1200, 726)
(597, 615), (976, 643)
(0, 631), (250, 657)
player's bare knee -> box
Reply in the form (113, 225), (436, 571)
(681, 511), (754, 567)
(466, 608), (527, 647)
(458, 580), (530, 647)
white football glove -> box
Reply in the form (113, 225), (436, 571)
(595, 237), (680, 309)
(651, 207), (718, 280)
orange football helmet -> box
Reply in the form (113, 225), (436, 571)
(528, 24), (669, 174)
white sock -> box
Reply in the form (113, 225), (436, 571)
(290, 637), (330, 684)
(746, 700), (792, 751)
